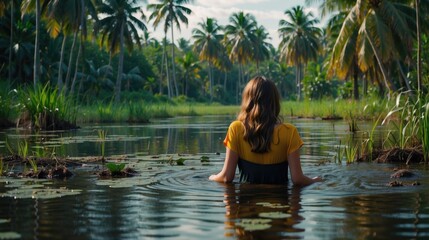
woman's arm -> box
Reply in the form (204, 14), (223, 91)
(288, 149), (322, 186)
(209, 148), (238, 183)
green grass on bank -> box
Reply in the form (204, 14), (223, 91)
(76, 98), (386, 124)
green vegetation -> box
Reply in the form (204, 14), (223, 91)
(17, 84), (77, 130)
(97, 129), (108, 161)
(105, 163), (126, 175)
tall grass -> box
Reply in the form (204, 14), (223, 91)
(0, 157), (6, 176)
(18, 84), (77, 130)
(382, 92), (420, 149)
(419, 96), (429, 162)
(97, 129), (107, 161)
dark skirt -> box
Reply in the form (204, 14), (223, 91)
(237, 158), (289, 184)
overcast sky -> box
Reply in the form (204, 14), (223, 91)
(144, 0), (322, 47)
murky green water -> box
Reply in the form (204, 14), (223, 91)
(0, 116), (428, 239)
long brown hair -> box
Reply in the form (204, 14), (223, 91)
(237, 76), (282, 153)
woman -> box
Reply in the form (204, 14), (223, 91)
(209, 76), (322, 186)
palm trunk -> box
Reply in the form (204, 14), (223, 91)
(8, 0), (14, 87)
(208, 62), (213, 102)
(115, 24), (125, 103)
(65, 31), (78, 93)
(396, 60), (412, 92)
(296, 64), (302, 101)
(70, 37), (82, 96)
(58, 34), (67, 91)
(33, 0), (41, 89)
(365, 31), (396, 92)
(159, 37), (166, 95)
(353, 63), (359, 100)
(165, 45), (171, 98)
(170, 25), (178, 97)
(416, 0), (422, 92)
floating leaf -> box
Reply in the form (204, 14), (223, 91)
(256, 202), (289, 209)
(235, 218), (272, 231)
(0, 231), (21, 239)
(200, 156), (210, 162)
(259, 211), (291, 219)
(0, 219), (10, 224)
(2, 187), (82, 199)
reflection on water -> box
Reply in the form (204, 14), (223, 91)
(0, 116), (429, 239)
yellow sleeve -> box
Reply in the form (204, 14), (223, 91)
(223, 121), (240, 153)
(287, 125), (304, 155)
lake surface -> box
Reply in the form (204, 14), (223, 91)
(0, 115), (428, 239)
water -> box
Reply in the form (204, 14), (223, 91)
(0, 116), (428, 239)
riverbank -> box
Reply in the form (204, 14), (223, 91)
(76, 98), (384, 124)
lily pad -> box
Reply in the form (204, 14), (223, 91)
(0, 231), (21, 239)
(235, 218), (272, 231)
(0, 219), (10, 224)
(256, 202), (289, 209)
(95, 178), (156, 188)
(2, 187), (82, 199)
(259, 211), (291, 219)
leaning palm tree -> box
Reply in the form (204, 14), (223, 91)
(192, 17), (224, 101)
(94, 0), (147, 103)
(147, 0), (193, 98)
(278, 6), (322, 101)
(224, 11), (257, 102)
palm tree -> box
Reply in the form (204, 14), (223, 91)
(45, 0), (97, 93)
(278, 6), (322, 101)
(94, 0), (147, 103)
(21, 0), (48, 89)
(224, 11), (257, 102)
(147, 0), (193, 98)
(192, 17), (224, 101)
(252, 25), (272, 73)
(177, 52), (200, 96)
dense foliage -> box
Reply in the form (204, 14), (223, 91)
(0, 0), (428, 107)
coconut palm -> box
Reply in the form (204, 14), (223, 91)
(344, 1), (415, 93)
(147, 0), (193, 98)
(192, 17), (224, 101)
(224, 11), (257, 101)
(45, 0), (97, 93)
(176, 52), (200, 96)
(94, 0), (147, 103)
(278, 5), (322, 101)
(252, 25), (272, 73)
(21, 0), (48, 89)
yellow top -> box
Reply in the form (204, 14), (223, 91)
(223, 120), (303, 164)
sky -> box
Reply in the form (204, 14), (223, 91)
(145, 0), (322, 47)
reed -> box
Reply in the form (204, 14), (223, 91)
(419, 97), (429, 162)
(97, 129), (107, 161)
(344, 139), (359, 164)
(0, 157), (6, 176)
(382, 93), (420, 149)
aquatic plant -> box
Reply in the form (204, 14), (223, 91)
(334, 141), (344, 164)
(17, 84), (77, 130)
(383, 93), (420, 149)
(344, 140), (358, 164)
(97, 129), (107, 161)
(105, 163), (126, 174)
(419, 99), (429, 162)
(0, 157), (7, 176)
(346, 111), (359, 133)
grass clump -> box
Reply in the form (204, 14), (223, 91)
(17, 84), (78, 130)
